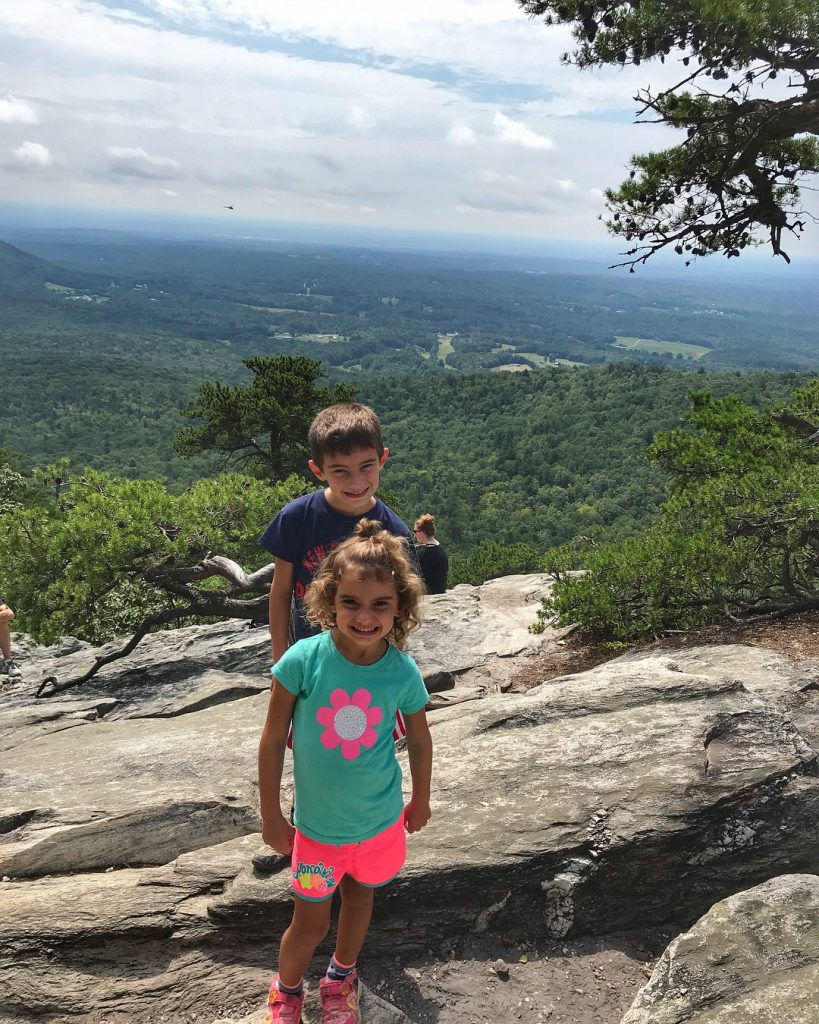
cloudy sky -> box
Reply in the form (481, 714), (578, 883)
(0, 0), (796, 252)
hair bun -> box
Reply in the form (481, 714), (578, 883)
(356, 518), (385, 539)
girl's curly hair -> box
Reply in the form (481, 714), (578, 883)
(304, 519), (424, 648)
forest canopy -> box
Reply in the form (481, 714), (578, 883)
(541, 382), (819, 640)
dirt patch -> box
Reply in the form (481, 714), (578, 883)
(209, 927), (676, 1024)
(507, 634), (617, 693)
(648, 609), (819, 661)
(364, 927), (675, 1024)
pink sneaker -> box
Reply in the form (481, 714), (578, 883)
(319, 970), (361, 1024)
(263, 979), (304, 1023)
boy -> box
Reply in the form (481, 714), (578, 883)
(259, 403), (413, 664)
(0, 598), (23, 680)
(254, 403), (413, 871)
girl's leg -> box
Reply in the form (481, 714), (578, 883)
(333, 875), (374, 966)
(278, 896), (333, 987)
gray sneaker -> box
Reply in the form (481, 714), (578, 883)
(0, 659), (22, 679)
(252, 849), (292, 873)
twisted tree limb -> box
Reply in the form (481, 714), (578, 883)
(35, 555), (274, 699)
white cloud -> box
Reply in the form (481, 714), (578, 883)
(494, 112), (554, 152)
(447, 122), (477, 146)
(346, 106), (377, 133)
(480, 169), (522, 186)
(106, 146), (181, 179)
(0, 94), (38, 124)
(12, 140), (52, 168)
(461, 166), (577, 218)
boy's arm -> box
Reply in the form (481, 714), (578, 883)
(268, 559), (294, 665)
(403, 708), (433, 834)
(258, 679), (298, 853)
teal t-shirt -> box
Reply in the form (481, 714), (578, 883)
(272, 630), (429, 844)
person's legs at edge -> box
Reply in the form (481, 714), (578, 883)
(0, 616), (11, 660)
(265, 897), (332, 1023)
(0, 606), (21, 678)
(319, 876), (373, 1023)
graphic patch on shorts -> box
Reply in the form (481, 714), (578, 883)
(293, 860), (337, 894)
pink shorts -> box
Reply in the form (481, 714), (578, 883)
(290, 816), (406, 901)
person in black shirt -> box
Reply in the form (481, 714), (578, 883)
(413, 514), (448, 594)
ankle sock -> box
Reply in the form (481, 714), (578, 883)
(276, 978), (304, 996)
(326, 957), (355, 982)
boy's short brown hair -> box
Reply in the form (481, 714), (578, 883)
(309, 403), (384, 467)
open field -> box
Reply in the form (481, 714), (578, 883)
(238, 303), (307, 314)
(437, 333), (456, 361)
(518, 351), (549, 367)
(614, 336), (712, 359)
(296, 333), (346, 343)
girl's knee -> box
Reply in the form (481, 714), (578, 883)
(292, 899), (332, 944)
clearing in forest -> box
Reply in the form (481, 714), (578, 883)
(296, 333), (346, 343)
(437, 333), (456, 361)
(614, 336), (711, 359)
(239, 303), (307, 314)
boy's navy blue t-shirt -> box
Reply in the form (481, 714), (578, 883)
(259, 489), (413, 640)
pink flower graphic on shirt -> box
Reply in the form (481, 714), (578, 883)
(317, 688), (382, 760)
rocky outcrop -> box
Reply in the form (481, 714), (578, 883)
(621, 873), (819, 1023)
(1, 583), (818, 1024)
(0, 575), (552, 881)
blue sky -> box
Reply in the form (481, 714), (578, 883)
(1, 0), (817, 260)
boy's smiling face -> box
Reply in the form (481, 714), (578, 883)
(309, 446), (388, 516)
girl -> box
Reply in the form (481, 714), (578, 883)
(258, 520), (433, 1024)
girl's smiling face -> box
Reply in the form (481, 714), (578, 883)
(332, 568), (398, 663)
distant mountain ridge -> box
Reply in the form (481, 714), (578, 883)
(0, 239), (57, 280)
(0, 239), (110, 293)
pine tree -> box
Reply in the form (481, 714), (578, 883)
(175, 356), (357, 480)
(519, 1), (819, 267)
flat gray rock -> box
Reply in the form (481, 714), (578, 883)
(620, 644), (819, 753)
(621, 873), (819, 1023)
(0, 687), (269, 877)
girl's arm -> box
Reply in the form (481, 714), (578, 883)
(403, 708), (433, 834)
(258, 679), (298, 853)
